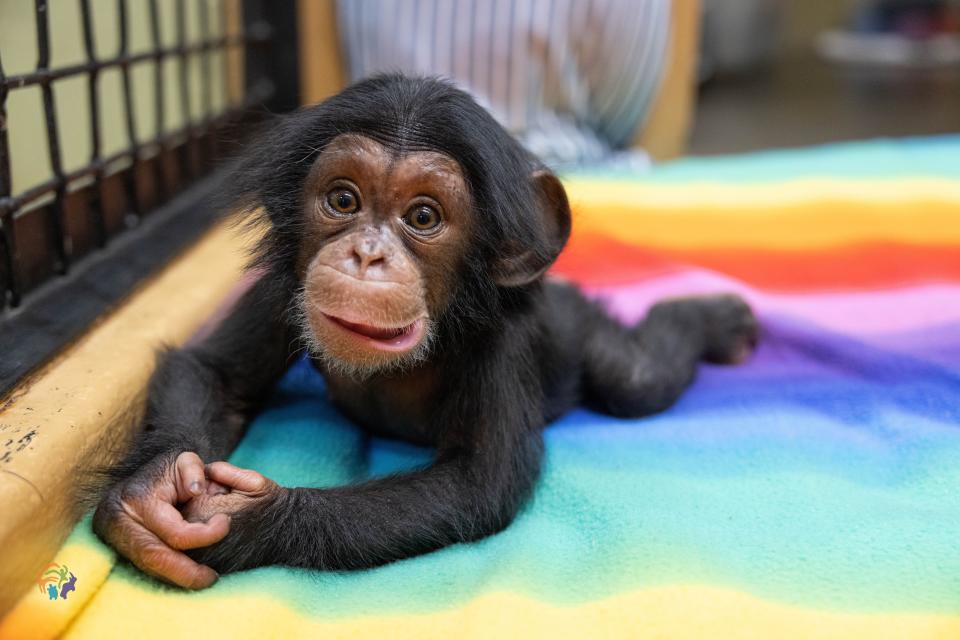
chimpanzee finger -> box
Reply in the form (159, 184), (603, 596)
(206, 479), (229, 495)
(175, 451), (207, 502)
(140, 498), (231, 550)
(135, 539), (220, 590)
(108, 513), (220, 589)
(205, 461), (269, 493)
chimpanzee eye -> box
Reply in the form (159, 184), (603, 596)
(403, 205), (442, 233)
(326, 188), (359, 214)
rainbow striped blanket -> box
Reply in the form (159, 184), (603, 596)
(5, 137), (960, 639)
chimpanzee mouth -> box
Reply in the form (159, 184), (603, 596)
(322, 314), (426, 352)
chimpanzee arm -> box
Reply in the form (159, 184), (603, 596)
(110, 272), (298, 478)
(187, 349), (545, 573)
(92, 273), (298, 588)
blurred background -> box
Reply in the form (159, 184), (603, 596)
(3, 1), (959, 192)
(694, 0), (960, 154)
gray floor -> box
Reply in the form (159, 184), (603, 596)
(688, 54), (960, 156)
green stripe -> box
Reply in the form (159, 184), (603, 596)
(565, 136), (960, 183)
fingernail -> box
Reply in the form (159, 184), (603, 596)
(190, 481), (201, 495)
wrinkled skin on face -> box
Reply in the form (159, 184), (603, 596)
(295, 134), (474, 376)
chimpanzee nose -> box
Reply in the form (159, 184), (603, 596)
(350, 236), (387, 277)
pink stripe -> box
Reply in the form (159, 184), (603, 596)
(579, 271), (960, 335)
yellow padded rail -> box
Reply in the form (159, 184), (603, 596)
(0, 221), (252, 616)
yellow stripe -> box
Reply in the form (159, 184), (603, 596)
(567, 201), (960, 250)
(564, 177), (960, 249)
(32, 582), (958, 640)
(0, 542), (114, 640)
(563, 178), (960, 208)
(0, 221), (257, 616)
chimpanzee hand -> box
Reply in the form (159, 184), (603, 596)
(92, 451), (231, 589)
(178, 462), (286, 573)
(180, 462), (282, 525)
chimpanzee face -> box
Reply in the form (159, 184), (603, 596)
(295, 133), (474, 376)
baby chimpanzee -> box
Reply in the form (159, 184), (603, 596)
(93, 75), (758, 589)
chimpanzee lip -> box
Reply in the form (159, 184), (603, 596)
(321, 314), (426, 352)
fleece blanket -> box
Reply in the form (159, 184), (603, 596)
(4, 136), (960, 639)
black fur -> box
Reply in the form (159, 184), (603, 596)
(94, 75), (757, 576)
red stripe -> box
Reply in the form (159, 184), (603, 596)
(552, 233), (960, 291)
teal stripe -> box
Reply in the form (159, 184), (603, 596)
(565, 136), (960, 182)
(91, 365), (960, 617)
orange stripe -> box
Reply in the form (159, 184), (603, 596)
(552, 233), (960, 291)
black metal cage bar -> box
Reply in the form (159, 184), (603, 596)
(80, 0), (109, 252)
(35, 0), (71, 277)
(0, 0), (299, 396)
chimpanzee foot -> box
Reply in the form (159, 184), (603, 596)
(694, 294), (759, 364)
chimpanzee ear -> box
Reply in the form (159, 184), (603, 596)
(493, 170), (572, 287)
